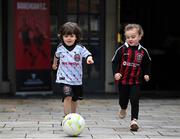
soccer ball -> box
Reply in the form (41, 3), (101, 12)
(62, 113), (85, 136)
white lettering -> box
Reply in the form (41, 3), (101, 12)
(17, 2), (47, 10)
(123, 61), (140, 67)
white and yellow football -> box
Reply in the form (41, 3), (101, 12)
(62, 113), (85, 136)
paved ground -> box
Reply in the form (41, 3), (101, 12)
(0, 95), (180, 139)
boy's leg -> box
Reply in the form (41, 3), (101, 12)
(129, 85), (140, 131)
(63, 96), (72, 115)
(118, 85), (130, 118)
(60, 84), (73, 126)
(71, 101), (78, 113)
(118, 84), (129, 109)
(61, 84), (73, 115)
(61, 96), (72, 126)
(71, 85), (83, 113)
(129, 85), (140, 120)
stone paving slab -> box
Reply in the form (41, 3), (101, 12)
(0, 97), (180, 138)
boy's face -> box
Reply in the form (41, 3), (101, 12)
(125, 28), (142, 46)
(63, 34), (77, 46)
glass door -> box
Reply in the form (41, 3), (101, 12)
(50, 0), (105, 93)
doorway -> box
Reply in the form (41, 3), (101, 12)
(50, 0), (105, 93)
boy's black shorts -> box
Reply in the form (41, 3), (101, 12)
(59, 83), (83, 102)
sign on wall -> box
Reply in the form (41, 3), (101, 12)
(14, 0), (51, 91)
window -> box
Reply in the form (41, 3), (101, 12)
(50, 0), (105, 92)
(65, 0), (102, 80)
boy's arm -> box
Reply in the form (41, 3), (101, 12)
(52, 56), (59, 70)
(86, 55), (94, 64)
(142, 51), (151, 76)
(111, 49), (121, 75)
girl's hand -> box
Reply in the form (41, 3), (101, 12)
(87, 56), (94, 64)
(52, 64), (57, 70)
(144, 75), (150, 82)
(114, 73), (122, 80)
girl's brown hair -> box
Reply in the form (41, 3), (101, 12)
(58, 22), (82, 43)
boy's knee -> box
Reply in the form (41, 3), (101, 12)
(64, 96), (72, 101)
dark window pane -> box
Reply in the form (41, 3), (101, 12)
(67, 0), (77, 13)
(78, 15), (88, 32)
(90, 15), (99, 31)
(81, 36), (88, 46)
(88, 41), (101, 79)
(50, 16), (58, 38)
(79, 0), (88, 13)
(67, 15), (77, 22)
(90, 0), (99, 13)
(50, 0), (58, 14)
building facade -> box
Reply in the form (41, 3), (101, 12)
(0, 0), (120, 94)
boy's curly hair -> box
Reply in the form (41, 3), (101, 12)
(58, 22), (82, 43)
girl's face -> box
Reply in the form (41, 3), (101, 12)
(63, 34), (77, 46)
(125, 28), (142, 46)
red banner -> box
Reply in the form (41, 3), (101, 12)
(15, 0), (51, 70)
(14, 0), (51, 91)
